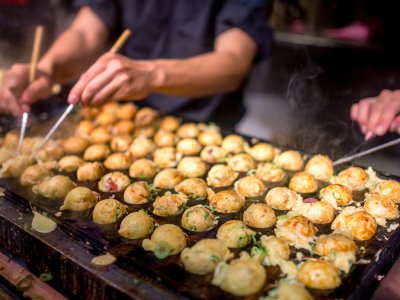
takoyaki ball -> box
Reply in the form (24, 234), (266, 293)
(206, 164), (237, 188)
(295, 201), (335, 224)
(77, 162), (104, 182)
(110, 135), (132, 152)
(159, 115), (181, 132)
(153, 168), (184, 189)
(273, 150), (304, 171)
(256, 162), (287, 182)
(32, 175), (76, 199)
(315, 233), (357, 273)
(36, 139), (64, 162)
(198, 128), (222, 146)
(134, 107), (159, 127)
(92, 199), (127, 224)
(212, 259), (266, 296)
(180, 239), (232, 275)
(95, 111), (116, 126)
(176, 138), (202, 156)
(246, 143), (280, 162)
(258, 235), (290, 265)
(221, 135), (247, 154)
(101, 101), (118, 114)
(118, 210), (154, 239)
(90, 126), (112, 144)
(372, 180), (400, 203)
(60, 186), (99, 211)
(115, 103), (137, 120)
(0, 148), (14, 165)
(20, 164), (53, 186)
(80, 106), (99, 119)
(75, 119), (95, 137)
(154, 130), (177, 147)
(297, 259), (341, 290)
(209, 190), (245, 213)
(177, 157), (207, 178)
(217, 220), (256, 248)
(227, 153), (256, 172)
(243, 203), (276, 228)
(98, 172), (130, 193)
(177, 123), (200, 139)
(62, 136), (90, 154)
(305, 154), (334, 182)
(181, 205), (216, 232)
(265, 187), (303, 210)
(129, 158), (157, 179)
(235, 176), (266, 198)
(103, 152), (131, 170)
(134, 126), (156, 138)
(333, 166), (369, 191)
(200, 146), (228, 164)
(319, 184), (353, 209)
(175, 178), (209, 199)
(0, 155), (35, 178)
(3, 130), (19, 149)
(113, 120), (135, 134)
(275, 216), (317, 250)
(272, 282), (313, 300)
(128, 135), (155, 158)
(142, 224), (187, 258)
(153, 193), (188, 217)
(153, 147), (179, 169)
(83, 143), (111, 161)
(21, 137), (43, 154)
(364, 193), (399, 221)
(123, 181), (150, 204)
(289, 172), (318, 194)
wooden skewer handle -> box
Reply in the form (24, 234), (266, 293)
(29, 25), (44, 83)
(109, 29), (131, 54)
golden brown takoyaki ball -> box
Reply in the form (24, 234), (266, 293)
(217, 220), (256, 248)
(75, 119), (95, 137)
(372, 180), (400, 203)
(0, 155), (35, 178)
(60, 186), (99, 211)
(20, 164), (53, 186)
(153, 147), (179, 169)
(198, 128), (222, 146)
(103, 152), (131, 170)
(77, 162), (105, 182)
(101, 101), (119, 114)
(255, 162), (287, 182)
(332, 166), (369, 191)
(289, 172), (318, 194)
(272, 282), (313, 300)
(62, 136), (90, 155)
(115, 103), (137, 120)
(129, 158), (157, 179)
(128, 135), (155, 158)
(206, 164), (237, 188)
(235, 176), (266, 198)
(275, 216), (317, 250)
(177, 156), (207, 178)
(175, 178), (209, 199)
(297, 260), (341, 290)
(95, 111), (116, 126)
(134, 107), (159, 127)
(118, 210), (154, 239)
(177, 123), (200, 139)
(319, 184), (353, 209)
(212, 259), (266, 296)
(32, 175), (76, 199)
(246, 143), (280, 162)
(0, 148), (14, 165)
(200, 146), (228, 164)
(153, 193), (188, 216)
(92, 198), (127, 224)
(142, 224), (187, 257)
(273, 150), (304, 171)
(134, 125), (156, 138)
(265, 187), (303, 210)
(110, 135), (132, 152)
(176, 138), (202, 156)
(364, 193), (399, 221)
(153, 168), (184, 189)
(295, 201), (335, 225)
(98, 172), (130, 193)
(80, 106), (100, 120)
(83, 143), (111, 161)
(90, 126), (112, 144)
(221, 135), (247, 154)
(226, 153), (256, 172)
(243, 203), (276, 228)
(305, 154), (334, 182)
(209, 190), (245, 213)
(181, 205), (216, 232)
(180, 239), (232, 275)
(36, 140), (64, 162)
(21, 137), (43, 154)
(123, 181), (150, 204)
(154, 130), (177, 147)
(159, 115), (181, 132)
(113, 120), (135, 134)
(258, 235), (290, 265)
(3, 130), (19, 149)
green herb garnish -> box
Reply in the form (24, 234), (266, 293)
(39, 273), (53, 282)
(154, 241), (171, 259)
(16, 274), (33, 292)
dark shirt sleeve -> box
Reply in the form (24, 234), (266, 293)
(73, 0), (118, 32)
(216, 0), (272, 61)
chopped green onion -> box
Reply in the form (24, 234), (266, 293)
(16, 274), (33, 292)
(39, 273), (53, 282)
(154, 241), (171, 259)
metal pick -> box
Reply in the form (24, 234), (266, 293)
(17, 112), (28, 154)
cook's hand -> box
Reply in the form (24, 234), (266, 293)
(0, 63), (53, 116)
(351, 89), (400, 139)
(68, 53), (162, 106)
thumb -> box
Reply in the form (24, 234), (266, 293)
(21, 77), (52, 104)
